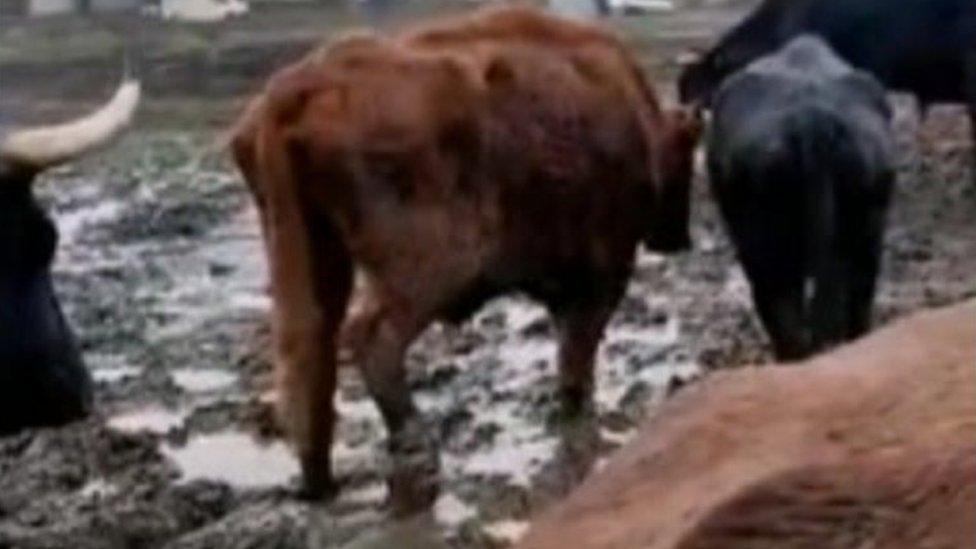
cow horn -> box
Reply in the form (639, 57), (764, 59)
(1, 79), (141, 173)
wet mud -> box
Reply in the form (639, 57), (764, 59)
(1, 3), (974, 548)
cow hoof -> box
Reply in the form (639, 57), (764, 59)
(295, 468), (338, 501)
(387, 422), (440, 517)
(295, 482), (338, 502)
(388, 464), (439, 518)
(552, 387), (595, 425)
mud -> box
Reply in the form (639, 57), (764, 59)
(1, 2), (974, 548)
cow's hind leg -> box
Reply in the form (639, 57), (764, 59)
(745, 262), (809, 362)
(344, 282), (436, 516)
(271, 213), (353, 500)
(843, 182), (892, 340)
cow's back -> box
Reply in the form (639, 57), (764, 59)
(401, 8), (659, 290)
(710, 37), (892, 178)
(801, 0), (971, 103)
(236, 6), (663, 312)
(681, 0), (974, 106)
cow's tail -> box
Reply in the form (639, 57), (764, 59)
(787, 108), (853, 350)
(230, 98), (352, 496)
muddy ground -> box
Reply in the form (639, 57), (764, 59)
(1, 2), (974, 548)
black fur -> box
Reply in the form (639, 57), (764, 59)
(680, 0), (974, 107)
(707, 37), (895, 360)
(0, 178), (92, 434)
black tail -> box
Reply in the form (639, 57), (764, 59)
(786, 109), (857, 350)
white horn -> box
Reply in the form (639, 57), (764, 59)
(1, 80), (141, 171)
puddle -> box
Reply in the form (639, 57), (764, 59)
(171, 368), (237, 393)
(483, 520), (531, 545)
(108, 406), (185, 434)
(449, 437), (558, 488)
(92, 366), (141, 384)
(163, 431), (299, 488)
(434, 493), (477, 527)
(341, 482), (388, 506)
(56, 199), (124, 249)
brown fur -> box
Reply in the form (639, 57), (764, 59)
(518, 300), (976, 549)
(230, 6), (700, 505)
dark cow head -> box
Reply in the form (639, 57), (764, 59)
(644, 106), (703, 253)
(0, 81), (140, 434)
(678, 0), (794, 106)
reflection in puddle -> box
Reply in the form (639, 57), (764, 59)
(108, 406), (185, 434)
(163, 432), (299, 488)
(172, 368), (237, 393)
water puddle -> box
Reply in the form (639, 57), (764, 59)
(171, 368), (237, 393)
(162, 431), (299, 488)
(483, 520), (530, 545)
(433, 493), (477, 527)
(91, 361), (142, 384)
(108, 406), (185, 434)
(56, 199), (125, 249)
(448, 436), (558, 488)
(341, 482), (388, 506)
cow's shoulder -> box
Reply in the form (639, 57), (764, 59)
(745, 35), (849, 83)
(719, 35), (889, 120)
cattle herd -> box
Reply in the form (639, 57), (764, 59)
(1, 0), (974, 536)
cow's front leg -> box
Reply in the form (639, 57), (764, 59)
(344, 286), (437, 517)
(551, 289), (621, 417)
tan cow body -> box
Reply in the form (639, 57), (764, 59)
(519, 300), (976, 549)
(231, 6), (701, 504)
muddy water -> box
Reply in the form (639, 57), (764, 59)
(163, 432), (299, 487)
(29, 131), (703, 548)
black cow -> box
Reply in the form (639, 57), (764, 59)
(707, 36), (895, 360)
(679, 0), (975, 173)
(0, 80), (140, 434)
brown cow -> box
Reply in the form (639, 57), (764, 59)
(518, 300), (976, 549)
(231, 6), (701, 507)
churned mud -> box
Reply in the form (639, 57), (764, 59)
(1, 2), (974, 548)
